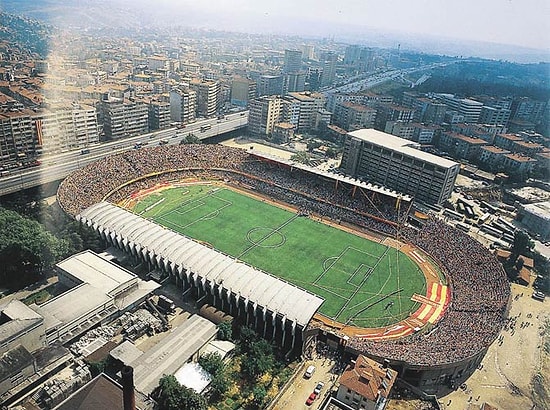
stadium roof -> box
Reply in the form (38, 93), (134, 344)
(348, 129), (458, 169)
(248, 151), (411, 201)
(77, 202), (324, 327)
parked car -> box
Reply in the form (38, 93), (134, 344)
(314, 381), (324, 394)
(306, 392), (317, 405)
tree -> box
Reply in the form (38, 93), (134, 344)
(209, 373), (231, 399)
(217, 320), (233, 341)
(152, 375), (207, 410)
(180, 133), (201, 144)
(510, 230), (534, 262)
(290, 151), (312, 166)
(241, 340), (275, 380)
(251, 385), (267, 407)
(0, 207), (68, 290)
(198, 352), (224, 377)
(238, 326), (258, 353)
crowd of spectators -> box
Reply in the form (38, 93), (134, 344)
(349, 218), (510, 367)
(58, 144), (510, 369)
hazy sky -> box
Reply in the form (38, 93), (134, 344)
(150, 0), (549, 50)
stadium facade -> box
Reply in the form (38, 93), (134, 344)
(58, 143), (510, 395)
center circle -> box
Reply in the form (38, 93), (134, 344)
(247, 227), (286, 248)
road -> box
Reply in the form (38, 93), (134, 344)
(322, 61), (455, 95)
(0, 112), (248, 196)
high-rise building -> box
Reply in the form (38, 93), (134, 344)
(148, 100), (171, 130)
(479, 106), (511, 126)
(283, 72), (306, 94)
(190, 79), (220, 118)
(170, 88), (197, 124)
(340, 129), (459, 204)
(282, 92), (326, 131)
(230, 77), (257, 107)
(0, 110), (36, 165)
(283, 49), (303, 74)
(333, 102), (377, 131)
(100, 97), (148, 140)
(257, 75), (284, 97)
(34, 103), (99, 154)
(374, 104), (415, 130)
(248, 96), (282, 136)
(319, 50), (337, 87)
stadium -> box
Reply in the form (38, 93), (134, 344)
(57, 143), (511, 394)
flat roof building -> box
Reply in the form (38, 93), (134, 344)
(340, 129), (459, 204)
(30, 250), (160, 345)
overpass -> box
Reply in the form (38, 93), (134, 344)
(0, 112), (248, 197)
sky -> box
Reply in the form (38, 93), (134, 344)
(146, 0), (549, 51)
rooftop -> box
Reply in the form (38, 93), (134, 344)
(349, 128), (458, 169)
(0, 300), (44, 347)
(339, 355), (397, 401)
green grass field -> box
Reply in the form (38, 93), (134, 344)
(130, 184), (426, 328)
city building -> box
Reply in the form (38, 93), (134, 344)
(148, 100), (171, 130)
(169, 87), (197, 124)
(501, 153), (537, 177)
(30, 250), (160, 345)
(333, 102), (377, 131)
(384, 121), (415, 140)
(478, 146), (511, 171)
(437, 94), (483, 123)
(510, 97), (547, 125)
(282, 91), (325, 131)
(374, 104), (415, 131)
(257, 74), (284, 97)
(412, 123), (438, 144)
(248, 95), (282, 136)
(494, 133), (524, 151)
(100, 97), (149, 140)
(0, 110), (36, 165)
(272, 122), (295, 143)
(318, 50), (337, 87)
(517, 201), (550, 241)
(230, 77), (257, 107)
(335, 355), (397, 410)
(439, 132), (488, 161)
(479, 106), (511, 126)
(190, 79), (220, 118)
(340, 129), (459, 204)
(283, 49), (303, 74)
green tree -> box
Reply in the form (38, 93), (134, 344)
(210, 373), (231, 399)
(251, 385), (267, 407)
(198, 352), (225, 377)
(241, 340), (275, 380)
(238, 326), (258, 353)
(217, 321), (233, 341)
(290, 151), (312, 166)
(0, 207), (68, 290)
(180, 133), (201, 144)
(152, 375), (207, 410)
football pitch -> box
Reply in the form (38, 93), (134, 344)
(130, 184), (426, 328)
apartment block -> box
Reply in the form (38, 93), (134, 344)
(230, 77), (257, 107)
(439, 132), (487, 161)
(170, 88), (197, 124)
(282, 91), (325, 131)
(257, 75), (284, 97)
(340, 129), (459, 204)
(0, 110), (36, 164)
(333, 101), (377, 131)
(248, 95), (282, 136)
(100, 97), (148, 140)
(478, 145), (510, 171)
(190, 79), (220, 118)
(148, 100), (171, 130)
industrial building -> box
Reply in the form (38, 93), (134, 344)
(30, 251), (160, 346)
(340, 129), (459, 204)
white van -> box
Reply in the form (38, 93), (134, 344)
(304, 365), (315, 378)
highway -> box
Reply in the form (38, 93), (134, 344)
(0, 112), (248, 197)
(323, 62), (454, 94)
